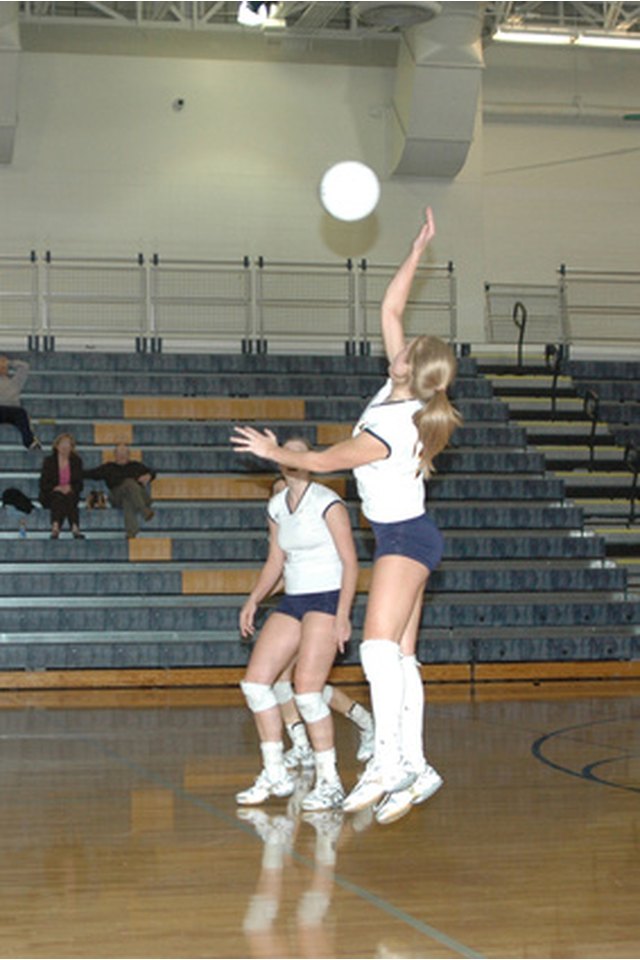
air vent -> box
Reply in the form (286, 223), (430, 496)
(355, 2), (442, 29)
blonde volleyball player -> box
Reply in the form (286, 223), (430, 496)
(232, 206), (461, 824)
(236, 439), (358, 811)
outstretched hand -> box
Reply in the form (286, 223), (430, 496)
(412, 206), (436, 256)
(231, 425), (281, 462)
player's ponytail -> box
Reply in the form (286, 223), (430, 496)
(408, 336), (462, 477)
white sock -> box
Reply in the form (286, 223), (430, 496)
(315, 747), (338, 783)
(360, 639), (403, 769)
(400, 653), (427, 772)
(286, 720), (310, 750)
(260, 741), (286, 781)
(347, 701), (373, 731)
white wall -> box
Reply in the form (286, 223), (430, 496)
(482, 43), (640, 284)
(1, 43), (639, 343)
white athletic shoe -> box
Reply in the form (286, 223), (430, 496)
(342, 762), (417, 814)
(301, 777), (345, 812)
(284, 742), (315, 769)
(356, 723), (375, 763)
(374, 764), (443, 825)
(235, 769), (295, 806)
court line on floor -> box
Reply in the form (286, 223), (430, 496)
(532, 717), (640, 794)
(92, 739), (484, 960)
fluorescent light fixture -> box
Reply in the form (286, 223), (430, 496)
(494, 25), (640, 50)
(493, 27), (575, 45)
(576, 32), (640, 50)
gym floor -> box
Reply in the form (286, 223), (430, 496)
(1, 684), (638, 959)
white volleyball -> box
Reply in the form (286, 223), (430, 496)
(319, 161), (381, 222)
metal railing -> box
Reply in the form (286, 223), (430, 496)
(42, 253), (147, 340)
(484, 281), (563, 356)
(359, 260), (457, 353)
(559, 265), (640, 345)
(149, 255), (252, 345)
(485, 268), (640, 354)
(0, 254), (39, 338)
(0, 251), (458, 353)
(254, 257), (357, 352)
(625, 444), (639, 526)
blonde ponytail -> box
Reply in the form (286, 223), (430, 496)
(408, 336), (462, 477)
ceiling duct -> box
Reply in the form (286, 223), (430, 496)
(0, 2), (20, 164)
(355, 1), (441, 29)
(387, 1), (484, 179)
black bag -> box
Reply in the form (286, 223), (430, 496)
(86, 489), (108, 510)
(2, 487), (34, 514)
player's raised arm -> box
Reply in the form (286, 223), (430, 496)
(380, 206), (436, 363)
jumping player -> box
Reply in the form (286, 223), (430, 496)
(232, 207), (461, 824)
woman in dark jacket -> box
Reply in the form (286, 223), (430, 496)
(39, 433), (85, 539)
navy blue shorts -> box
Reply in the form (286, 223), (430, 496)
(370, 513), (444, 573)
(274, 590), (341, 622)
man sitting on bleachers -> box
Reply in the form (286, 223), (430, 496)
(0, 355), (41, 450)
(83, 442), (156, 539)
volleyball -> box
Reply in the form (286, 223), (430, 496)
(319, 161), (381, 222)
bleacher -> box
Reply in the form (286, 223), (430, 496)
(1, 348), (639, 683)
(479, 353), (640, 588)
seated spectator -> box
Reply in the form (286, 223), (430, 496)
(0, 355), (41, 450)
(83, 442), (156, 539)
(39, 433), (85, 540)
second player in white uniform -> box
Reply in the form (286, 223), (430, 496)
(236, 439), (359, 812)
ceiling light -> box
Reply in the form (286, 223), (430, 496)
(575, 32), (640, 50)
(493, 27), (575, 45)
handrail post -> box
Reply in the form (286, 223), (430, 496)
(254, 255), (264, 354)
(583, 388), (600, 472)
(358, 258), (369, 356)
(346, 258), (355, 356)
(242, 255), (252, 354)
(448, 260), (457, 345)
(544, 342), (565, 421)
(624, 443), (638, 526)
(513, 300), (527, 369)
(558, 263), (570, 346)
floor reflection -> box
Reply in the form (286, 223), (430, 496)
(237, 770), (374, 959)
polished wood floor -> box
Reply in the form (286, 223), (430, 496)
(1, 684), (639, 960)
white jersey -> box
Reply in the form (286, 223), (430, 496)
(267, 481), (345, 595)
(352, 378), (426, 523)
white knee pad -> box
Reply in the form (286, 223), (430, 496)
(295, 691), (330, 725)
(240, 681), (278, 714)
(321, 684), (333, 705)
(273, 680), (294, 705)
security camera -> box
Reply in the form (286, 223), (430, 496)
(173, 98), (185, 111)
